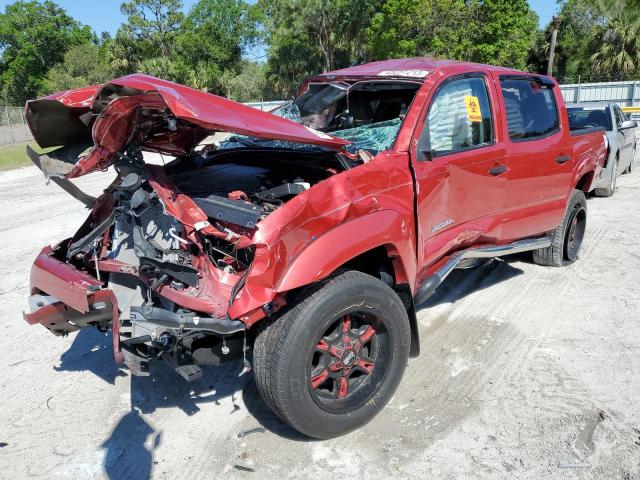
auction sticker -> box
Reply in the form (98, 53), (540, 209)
(378, 70), (430, 78)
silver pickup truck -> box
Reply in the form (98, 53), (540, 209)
(567, 102), (638, 197)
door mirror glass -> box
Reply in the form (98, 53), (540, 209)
(620, 120), (638, 129)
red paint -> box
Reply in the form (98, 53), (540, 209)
(25, 74), (349, 178)
(24, 60), (606, 364)
(29, 246), (102, 313)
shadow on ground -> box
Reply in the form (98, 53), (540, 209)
(54, 327), (127, 384)
(417, 256), (526, 309)
(57, 254), (534, 479)
(102, 409), (160, 480)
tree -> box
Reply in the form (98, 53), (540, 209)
(259, 0), (383, 98)
(119, 0), (184, 58)
(365, 0), (478, 61)
(41, 42), (114, 94)
(470, 0), (538, 70)
(174, 0), (258, 93)
(591, 15), (640, 80)
(220, 60), (268, 101)
(534, 0), (640, 82)
(0, 0), (93, 104)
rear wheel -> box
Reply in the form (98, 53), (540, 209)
(252, 271), (410, 439)
(533, 189), (587, 267)
(593, 156), (618, 197)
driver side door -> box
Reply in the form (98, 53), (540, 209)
(411, 72), (508, 281)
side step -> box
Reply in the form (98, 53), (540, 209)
(413, 237), (551, 306)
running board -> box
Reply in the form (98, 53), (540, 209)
(414, 237), (551, 306)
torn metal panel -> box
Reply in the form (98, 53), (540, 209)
(26, 146), (96, 207)
(25, 74), (350, 178)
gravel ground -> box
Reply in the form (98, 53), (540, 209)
(0, 159), (639, 480)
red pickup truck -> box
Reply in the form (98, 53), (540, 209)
(24, 58), (605, 439)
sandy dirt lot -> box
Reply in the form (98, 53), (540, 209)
(0, 160), (639, 480)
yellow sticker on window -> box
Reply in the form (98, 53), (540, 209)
(465, 96), (483, 123)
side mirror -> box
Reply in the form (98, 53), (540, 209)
(620, 120), (638, 129)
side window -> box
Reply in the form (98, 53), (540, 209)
(500, 78), (559, 140)
(422, 76), (493, 155)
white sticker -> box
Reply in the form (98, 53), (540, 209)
(378, 70), (430, 78)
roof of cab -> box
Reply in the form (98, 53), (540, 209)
(315, 57), (522, 80)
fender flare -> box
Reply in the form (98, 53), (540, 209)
(274, 210), (416, 294)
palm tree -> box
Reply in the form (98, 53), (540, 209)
(590, 17), (640, 79)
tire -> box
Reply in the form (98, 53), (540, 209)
(252, 270), (411, 439)
(593, 156), (617, 197)
(533, 189), (587, 267)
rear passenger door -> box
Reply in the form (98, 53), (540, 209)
(498, 75), (572, 240)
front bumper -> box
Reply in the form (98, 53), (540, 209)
(24, 246), (124, 362)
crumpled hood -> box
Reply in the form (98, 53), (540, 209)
(25, 74), (349, 178)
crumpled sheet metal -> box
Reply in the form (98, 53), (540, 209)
(227, 151), (418, 322)
(25, 74), (349, 178)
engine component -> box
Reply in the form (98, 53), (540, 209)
(193, 194), (263, 229)
(228, 190), (249, 201)
(253, 182), (309, 202)
(130, 305), (246, 335)
(140, 256), (199, 287)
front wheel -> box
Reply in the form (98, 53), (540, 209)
(533, 189), (587, 267)
(252, 271), (410, 439)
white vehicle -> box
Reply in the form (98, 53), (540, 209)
(568, 103), (638, 196)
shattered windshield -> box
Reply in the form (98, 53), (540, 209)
(219, 80), (420, 155)
(331, 118), (402, 154)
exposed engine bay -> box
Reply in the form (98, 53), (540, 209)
(167, 147), (342, 218)
(47, 144), (347, 380)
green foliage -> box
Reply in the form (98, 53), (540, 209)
(365, 0), (477, 61)
(590, 15), (640, 79)
(536, 0), (640, 82)
(173, 0), (258, 93)
(41, 43), (113, 93)
(220, 60), (268, 101)
(0, 0), (94, 104)
(119, 0), (184, 58)
(264, 0), (535, 97)
(365, 0), (537, 70)
(471, 0), (538, 69)
(108, 0), (258, 95)
(259, 0), (382, 98)
(2, 0), (640, 111)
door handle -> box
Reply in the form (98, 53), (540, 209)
(488, 164), (508, 176)
(555, 155), (571, 164)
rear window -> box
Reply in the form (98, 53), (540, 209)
(500, 78), (559, 140)
(567, 107), (612, 131)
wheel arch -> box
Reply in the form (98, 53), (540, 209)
(575, 169), (596, 192)
(273, 210), (420, 357)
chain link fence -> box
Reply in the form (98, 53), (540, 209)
(0, 106), (33, 147)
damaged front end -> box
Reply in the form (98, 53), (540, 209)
(24, 74), (351, 381)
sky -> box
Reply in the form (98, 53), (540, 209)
(0, 0), (559, 51)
